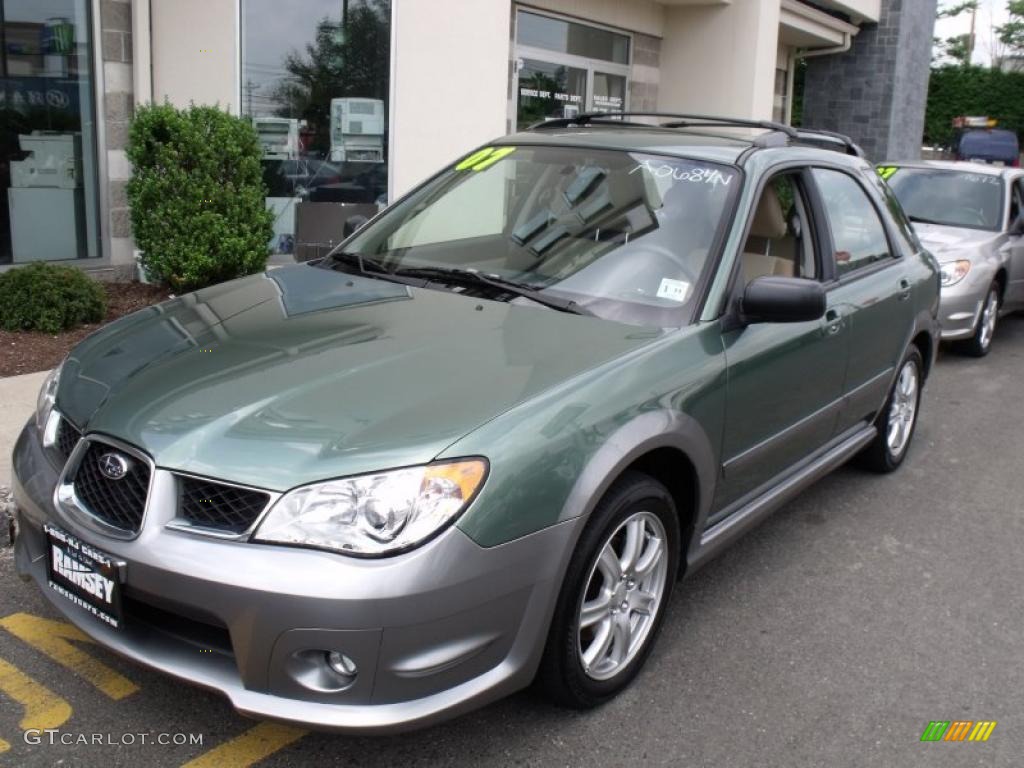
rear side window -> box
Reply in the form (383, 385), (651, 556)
(812, 169), (892, 278)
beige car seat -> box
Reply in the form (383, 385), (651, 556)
(742, 187), (798, 284)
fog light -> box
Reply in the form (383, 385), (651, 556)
(325, 651), (357, 679)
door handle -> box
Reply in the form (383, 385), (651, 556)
(824, 308), (843, 335)
(898, 278), (912, 301)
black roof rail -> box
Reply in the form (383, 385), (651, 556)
(528, 111), (799, 138)
(527, 111), (864, 158)
(792, 128), (865, 158)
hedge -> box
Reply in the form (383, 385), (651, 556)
(925, 65), (1024, 148)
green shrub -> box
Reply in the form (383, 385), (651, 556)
(127, 103), (273, 292)
(0, 262), (106, 333)
(926, 65), (1024, 148)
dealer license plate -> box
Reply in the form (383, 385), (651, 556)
(44, 524), (123, 629)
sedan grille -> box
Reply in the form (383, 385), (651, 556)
(178, 476), (270, 534)
(72, 442), (151, 533)
(55, 418), (81, 463)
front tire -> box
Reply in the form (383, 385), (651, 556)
(858, 346), (923, 473)
(960, 284), (1000, 357)
(538, 471), (680, 709)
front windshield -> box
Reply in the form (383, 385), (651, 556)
(333, 145), (741, 326)
(884, 167), (1004, 231)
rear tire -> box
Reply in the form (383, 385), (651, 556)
(537, 471), (680, 709)
(960, 284), (999, 358)
(858, 346), (923, 473)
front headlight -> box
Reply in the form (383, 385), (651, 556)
(939, 259), (971, 287)
(253, 459), (488, 557)
(35, 363), (63, 434)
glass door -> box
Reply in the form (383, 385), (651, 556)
(592, 72), (626, 114)
(516, 58), (587, 126)
(513, 9), (631, 131)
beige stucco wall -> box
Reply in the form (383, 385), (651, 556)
(150, 0), (238, 111)
(390, 0), (512, 196)
(657, 0), (781, 120)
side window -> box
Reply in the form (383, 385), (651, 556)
(812, 169), (892, 278)
(740, 172), (817, 286)
(1011, 179), (1024, 227)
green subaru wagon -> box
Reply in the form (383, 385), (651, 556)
(11, 114), (939, 733)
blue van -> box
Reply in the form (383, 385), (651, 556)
(956, 128), (1020, 166)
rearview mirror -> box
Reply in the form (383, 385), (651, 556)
(741, 276), (826, 324)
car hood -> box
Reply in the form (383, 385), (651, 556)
(57, 266), (656, 491)
(913, 222), (1003, 260)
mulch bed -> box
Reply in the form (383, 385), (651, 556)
(0, 283), (172, 378)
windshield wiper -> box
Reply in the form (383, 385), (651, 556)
(326, 251), (422, 286)
(907, 215), (946, 226)
(393, 266), (594, 316)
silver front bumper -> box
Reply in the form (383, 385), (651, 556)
(939, 289), (983, 340)
(11, 422), (577, 733)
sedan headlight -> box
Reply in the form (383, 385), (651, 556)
(35, 363), (63, 434)
(253, 459), (488, 557)
(939, 259), (971, 287)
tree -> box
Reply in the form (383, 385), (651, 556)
(933, 1), (979, 65)
(997, 0), (1024, 55)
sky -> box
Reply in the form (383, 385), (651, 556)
(933, 0), (1013, 65)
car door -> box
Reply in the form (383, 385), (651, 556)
(711, 169), (850, 519)
(1002, 176), (1024, 310)
(810, 167), (910, 433)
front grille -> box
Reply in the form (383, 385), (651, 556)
(55, 418), (81, 463)
(178, 476), (270, 534)
(72, 442), (151, 533)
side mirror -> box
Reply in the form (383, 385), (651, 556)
(741, 276), (826, 324)
(1010, 213), (1024, 235)
(343, 214), (369, 238)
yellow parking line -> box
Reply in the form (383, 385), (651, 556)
(180, 722), (307, 768)
(0, 613), (138, 701)
(0, 655), (72, 750)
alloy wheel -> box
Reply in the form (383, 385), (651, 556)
(978, 288), (999, 351)
(886, 360), (919, 458)
(577, 511), (669, 681)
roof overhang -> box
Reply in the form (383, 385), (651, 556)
(780, 0), (861, 49)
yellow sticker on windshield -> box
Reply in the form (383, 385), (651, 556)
(877, 166), (898, 181)
(455, 146), (516, 171)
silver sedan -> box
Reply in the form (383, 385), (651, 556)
(879, 161), (1024, 356)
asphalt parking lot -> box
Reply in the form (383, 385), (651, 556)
(1, 316), (1023, 768)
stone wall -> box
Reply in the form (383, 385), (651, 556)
(100, 0), (135, 279)
(801, 0), (938, 162)
(630, 33), (661, 112)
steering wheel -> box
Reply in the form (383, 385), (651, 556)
(611, 244), (698, 301)
(959, 208), (989, 227)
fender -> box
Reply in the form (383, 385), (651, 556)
(555, 409), (719, 568)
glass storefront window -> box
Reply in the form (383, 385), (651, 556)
(0, 0), (100, 265)
(517, 11), (629, 65)
(241, 0), (391, 256)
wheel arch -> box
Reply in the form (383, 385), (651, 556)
(557, 410), (717, 578)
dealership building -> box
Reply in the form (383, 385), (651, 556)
(0, 0), (934, 277)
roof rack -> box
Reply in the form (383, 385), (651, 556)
(527, 111), (863, 158)
(529, 112), (798, 138)
(793, 128), (865, 158)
